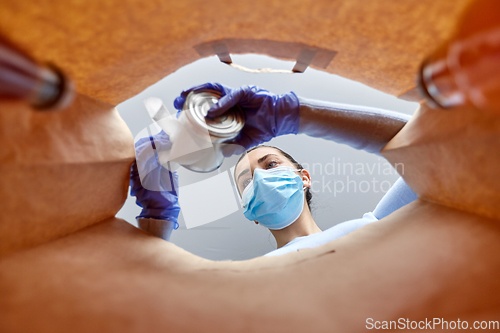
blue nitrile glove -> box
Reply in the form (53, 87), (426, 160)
(130, 131), (180, 229)
(173, 83), (300, 156)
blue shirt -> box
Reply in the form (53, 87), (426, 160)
(263, 212), (378, 256)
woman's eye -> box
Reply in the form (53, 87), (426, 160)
(266, 161), (279, 169)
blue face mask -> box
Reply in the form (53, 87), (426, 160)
(242, 166), (305, 230)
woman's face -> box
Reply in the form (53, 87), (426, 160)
(234, 146), (299, 196)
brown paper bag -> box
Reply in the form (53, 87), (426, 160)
(382, 104), (500, 220)
(0, 94), (135, 256)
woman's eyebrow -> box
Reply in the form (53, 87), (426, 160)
(257, 153), (279, 164)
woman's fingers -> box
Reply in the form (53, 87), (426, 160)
(207, 85), (253, 117)
(207, 94), (237, 117)
(173, 95), (186, 110)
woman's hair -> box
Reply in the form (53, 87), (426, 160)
(235, 145), (313, 212)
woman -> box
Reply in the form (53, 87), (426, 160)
(130, 83), (417, 256)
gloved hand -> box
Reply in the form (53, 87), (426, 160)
(173, 83), (300, 156)
(130, 131), (180, 229)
